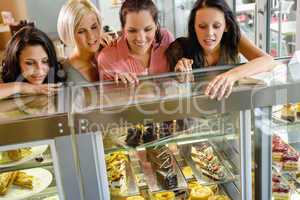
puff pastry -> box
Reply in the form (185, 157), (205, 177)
(13, 171), (34, 189)
(0, 172), (18, 195)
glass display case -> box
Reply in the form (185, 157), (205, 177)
(68, 57), (300, 200)
(1, 58), (300, 200)
(0, 93), (82, 200)
(69, 65), (262, 200)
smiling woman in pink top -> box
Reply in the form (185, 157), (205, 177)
(98, 0), (174, 84)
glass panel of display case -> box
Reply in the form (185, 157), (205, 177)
(70, 70), (244, 200)
(271, 103), (300, 199)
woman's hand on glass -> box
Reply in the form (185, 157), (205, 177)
(20, 83), (62, 96)
(205, 71), (238, 100)
(174, 58), (193, 72)
(100, 32), (117, 47)
(114, 72), (139, 85)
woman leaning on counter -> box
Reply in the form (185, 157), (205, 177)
(0, 26), (64, 100)
(57, 0), (115, 83)
(97, 0), (174, 84)
(166, 0), (277, 100)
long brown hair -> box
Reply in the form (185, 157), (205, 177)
(188, 0), (241, 66)
(119, 0), (162, 46)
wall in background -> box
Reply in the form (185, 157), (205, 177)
(25, 0), (66, 34)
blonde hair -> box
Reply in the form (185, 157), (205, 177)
(57, 0), (102, 46)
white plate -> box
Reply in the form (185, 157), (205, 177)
(43, 195), (59, 200)
(0, 145), (48, 168)
(0, 168), (53, 200)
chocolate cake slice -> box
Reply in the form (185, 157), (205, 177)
(156, 169), (178, 189)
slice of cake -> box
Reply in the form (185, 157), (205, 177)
(281, 104), (296, 122)
(282, 151), (299, 170)
(156, 169), (178, 189)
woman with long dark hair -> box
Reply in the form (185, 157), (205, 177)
(166, 0), (276, 100)
(98, 0), (174, 84)
(0, 26), (64, 99)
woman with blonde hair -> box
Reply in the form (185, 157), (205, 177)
(57, 0), (114, 83)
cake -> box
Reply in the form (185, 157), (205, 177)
(153, 191), (175, 200)
(146, 145), (178, 189)
(125, 125), (144, 147)
(159, 121), (173, 138)
(272, 143), (288, 161)
(142, 123), (158, 143)
(126, 196), (145, 200)
(282, 151), (299, 170)
(146, 146), (173, 171)
(156, 169), (178, 189)
(105, 151), (128, 194)
(281, 104), (296, 122)
(272, 172), (291, 200)
(272, 183), (290, 200)
(191, 146), (225, 180)
(189, 186), (213, 200)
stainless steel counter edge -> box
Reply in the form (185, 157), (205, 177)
(0, 113), (69, 146)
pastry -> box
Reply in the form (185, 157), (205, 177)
(156, 169), (178, 189)
(189, 186), (213, 200)
(272, 182), (290, 200)
(142, 123), (158, 143)
(272, 143), (288, 162)
(281, 104), (296, 122)
(146, 145), (173, 171)
(0, 171), (18, 195)
(282, 151), (299, 170)
(182, 166), (193, 178)
(126, 196), (145, 200)
(159, 121), (173, 138)
(208, 195), (230, 200)
(13, 171), (33, 189)
(105, 151), (128, 194)
(153, 191), (175, 200)
(191, 146), (225, 180)
(125, 125), (143, 147)
(7, 150), (22, 161)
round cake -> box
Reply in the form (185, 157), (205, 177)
(190, 186), (213, 200)
(153, 191), (175, 200)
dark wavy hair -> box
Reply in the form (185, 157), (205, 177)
(119, 0), (162, 47)
(2, 26), (65, 83)
(188, 0), (241, 66)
